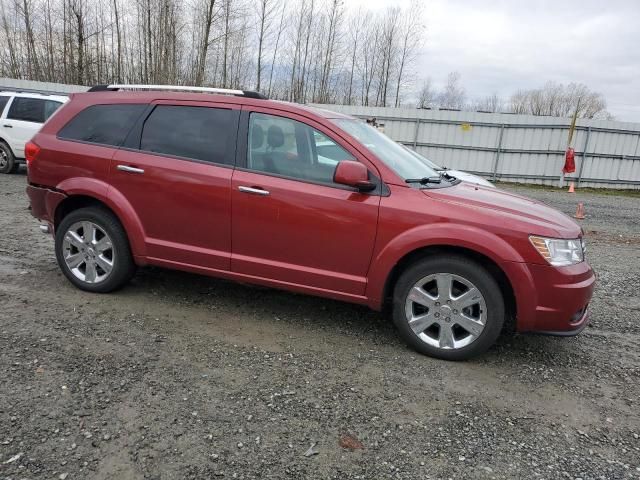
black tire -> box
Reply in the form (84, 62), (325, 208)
(392, 255), (505, 361)
(0, 141), (16, 174)
(55, 206), (136, 293)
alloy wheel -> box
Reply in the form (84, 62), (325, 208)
(404, 273), (487, 350)
(62, 221), (115, 284)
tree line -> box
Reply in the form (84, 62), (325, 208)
(0, 0), (611, 118)
(0, 0), (425, 107)
(417, 73), (612, 119)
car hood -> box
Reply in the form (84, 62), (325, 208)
(423, 182), (581, 238)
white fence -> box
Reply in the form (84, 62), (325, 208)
(0, 77), (89, 95)
(2, 77), (639, 189)
(314, 105), (640, 190)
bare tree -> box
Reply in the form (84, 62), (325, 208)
(417, 78), (435, 109)
(192, 0), (219, 86)
(112, 0), (122, 81)
(221, 0), (231, 87)
(357, 11), (380, 106)
(375, 7), (400, 106)
(254, 0), (277, 91)
(19, 0), (41, 79)
(437, 71), (465, 109)
(509, 81), (610, 119)
(266, 0), (285, 97)
(471, 93), (503, 113)
(0, 0), (428, 106)
(316, 0), (343, 103)
(0, 0), (21, 78)
(393, 1), (423, 107)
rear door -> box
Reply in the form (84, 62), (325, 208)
(3, 97), (62, 157)
(231, 108), (381, 297)
(109, 101), (240, 271)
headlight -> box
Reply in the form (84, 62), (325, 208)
(529, 236), (584, 266)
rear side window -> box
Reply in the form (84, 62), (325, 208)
(7, 97), (61, 123)
(140, 105), (234, 164)
(0, 96), (10, 115)
(58, 104), (146, 147)
(43, 100), (62, 120)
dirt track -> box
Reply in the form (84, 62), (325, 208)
(1, 171), (639, 479)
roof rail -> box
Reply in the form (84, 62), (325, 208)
(87, 84), (268, 99)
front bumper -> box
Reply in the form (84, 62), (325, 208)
(534, 312), (589, 336)
(503, 260), (595, 334)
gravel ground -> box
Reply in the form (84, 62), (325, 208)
(1, 171), (639, 480)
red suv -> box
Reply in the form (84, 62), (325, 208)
(26, 85), (595, 360)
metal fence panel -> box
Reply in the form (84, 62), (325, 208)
(314, 104), (640, 189)
(0, 77), (88, 95)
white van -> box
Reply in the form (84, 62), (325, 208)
(0, 91), (68, 173)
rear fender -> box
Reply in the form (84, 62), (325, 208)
(56, 177), (146, 257)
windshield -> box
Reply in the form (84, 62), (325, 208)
(332, 119), (440, 180)
(402, 146), (443, 171)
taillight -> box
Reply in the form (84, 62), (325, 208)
(25, 141), (40, 167)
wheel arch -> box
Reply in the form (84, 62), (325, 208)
(55, 194), (109, 227)
(0, 136), (15, 155)
(380, 245), (516, 329)
(53, 186), (146, 258)
(0, 135), (18, 156)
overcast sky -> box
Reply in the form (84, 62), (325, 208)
(350, 0), (640, 121)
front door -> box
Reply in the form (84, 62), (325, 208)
(231, 109), (381, 297)
(109, 101), (240, 271)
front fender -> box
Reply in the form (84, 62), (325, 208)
(56, 177), (146, 257)
(365, 222), (527, 309)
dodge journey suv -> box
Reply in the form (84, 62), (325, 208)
(26, 84), (595, 360)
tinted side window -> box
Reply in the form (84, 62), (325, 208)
(0, 96), (10, 116)
(247, 112), (355, 184)
(140, 105), (234, 164)
(58, 104), (146, 147)
(43, 100), (63, 121)
(7, 97), (47, 123)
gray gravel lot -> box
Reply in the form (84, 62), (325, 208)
(1, 172), (639, 479)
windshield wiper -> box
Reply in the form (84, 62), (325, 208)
(405, 176), (442, 185)
(439, 171), (457, 181)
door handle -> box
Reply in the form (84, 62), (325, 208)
(238, 186), (270, 196)
(3, 124), (12, 128)
(117, 165), (145, 174)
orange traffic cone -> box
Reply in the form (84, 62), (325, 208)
(568, 181), (575, 193)
(574, 202), (585, 219)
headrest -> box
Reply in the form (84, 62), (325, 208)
(267, 125), (284, 148)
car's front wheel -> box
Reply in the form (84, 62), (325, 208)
(55, 207), (136, 292)
(392, 255), (505, 360)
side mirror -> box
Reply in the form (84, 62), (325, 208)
(333, 160), (376, 192)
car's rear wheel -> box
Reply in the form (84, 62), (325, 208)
(0, 142), (16, 174)
(392, 255), (505, 360)
(55, 207), (136, 293)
